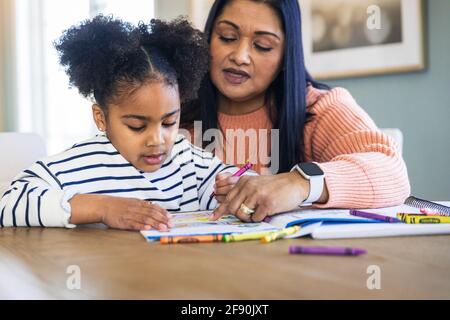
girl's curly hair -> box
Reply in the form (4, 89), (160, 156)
(54, 15), (209, 108)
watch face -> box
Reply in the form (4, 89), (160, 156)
(299, 162), (324, 176)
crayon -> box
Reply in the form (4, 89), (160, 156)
(397, 213), (450, 224)
(261, 226), (301, 243)
(210, 162), (253, 199)
(160, 234), (224, 244)
(222, 230), (277, 242)
(289, 246), (367, 256)
(350, 209), (402, 223)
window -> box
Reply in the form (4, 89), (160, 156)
(16, 0), (155, 154)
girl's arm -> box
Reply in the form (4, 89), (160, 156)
(0, 163), (171, 230)
(189, 144), (238, 210)
(0, 163), (74, 228)
(68, 194), (172, 231)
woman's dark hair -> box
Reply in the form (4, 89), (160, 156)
(55, 15), (209, 110)
(181, 0), (329, 173)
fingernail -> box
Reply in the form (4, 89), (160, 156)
(145, 225), (151, 230)
(159, 224), (168, 232)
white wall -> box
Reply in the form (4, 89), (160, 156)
(155, 0), (190, 21)
(155, 0), (214, 30)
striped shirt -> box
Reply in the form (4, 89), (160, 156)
(0, 134), (239, 228)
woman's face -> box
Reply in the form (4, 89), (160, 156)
(210, 0), (285, 105)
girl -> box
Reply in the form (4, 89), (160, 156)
(181, 0), (411, 222)
(0, 16), (240, 231)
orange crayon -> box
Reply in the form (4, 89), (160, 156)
(160, 234), (224, 244)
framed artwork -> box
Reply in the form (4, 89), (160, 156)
(299, 0), (426, 79)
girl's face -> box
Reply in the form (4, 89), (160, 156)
(210, 0), (285, 105)
(93, 81), (181, 173)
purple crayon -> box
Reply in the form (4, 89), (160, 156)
(289, 246), (367, 256)
(350, 209), (403, 223)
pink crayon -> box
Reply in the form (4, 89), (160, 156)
(210, 162), (253, 199)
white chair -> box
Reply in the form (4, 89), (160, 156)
(381, 128), (403, 155)
(0, 132), (47, 195)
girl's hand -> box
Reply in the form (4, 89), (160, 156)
(213, 172), (239, 203)
(102, 197), (173, 231)
(69, 194), (173, 231)
(210, 172), (327, 222)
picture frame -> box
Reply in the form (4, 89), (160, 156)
(299, 0), (426, 80)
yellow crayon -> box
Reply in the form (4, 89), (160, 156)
(396, 213), (450, 224)
(223, 230), (277, 242)
(261, 226), (301, 243)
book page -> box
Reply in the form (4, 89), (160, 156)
(140, 210), (277, 241)
(265, 208), (374, 229)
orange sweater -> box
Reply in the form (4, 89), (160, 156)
(216, 86), (411, 209)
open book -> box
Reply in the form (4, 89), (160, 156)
(141, 211), (278, 241)
(140, 203), (450, 241)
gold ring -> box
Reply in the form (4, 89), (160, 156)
(239, 203), (255, 216)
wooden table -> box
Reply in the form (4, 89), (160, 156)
(1, 226), (449, 299)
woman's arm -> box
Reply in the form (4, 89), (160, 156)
(304, 87), (410, 208)
(211, 87), (410, 221)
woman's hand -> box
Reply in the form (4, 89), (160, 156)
(69, 194), (173, 231)
(210, 172), (325, 222)
(213, 172), (240, 203)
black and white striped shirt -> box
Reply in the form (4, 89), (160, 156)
(0, 134), (239, 228)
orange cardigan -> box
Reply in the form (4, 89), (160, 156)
(196, 86), (411, 209)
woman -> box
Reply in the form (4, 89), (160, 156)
(181, 0), (410, 222)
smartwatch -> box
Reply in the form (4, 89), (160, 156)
(290, 162), (325, 206)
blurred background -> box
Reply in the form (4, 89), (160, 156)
(0, 0), (449, 200)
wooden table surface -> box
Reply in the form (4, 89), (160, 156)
(1, 226), (449, 299)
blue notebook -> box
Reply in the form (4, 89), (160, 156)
(279, 203), (450, 239)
